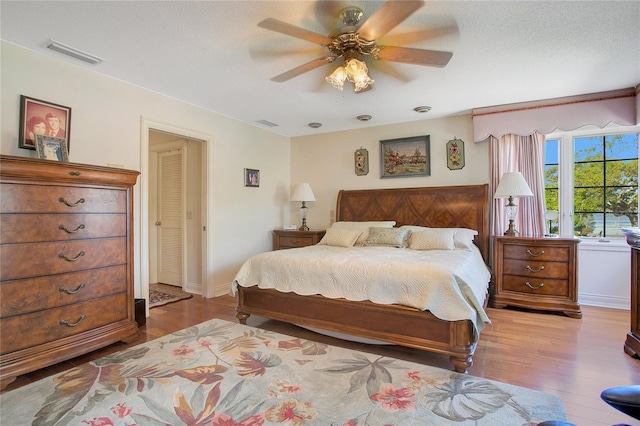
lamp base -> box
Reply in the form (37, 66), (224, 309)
(298, 218), (309, 232)
(504, 220), (519, 237)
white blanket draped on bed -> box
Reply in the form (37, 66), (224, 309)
(231, 245), (492, 336)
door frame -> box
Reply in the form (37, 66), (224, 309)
(140, 118), (214, 315)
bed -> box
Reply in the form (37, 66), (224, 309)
(233, 184), (490, 373)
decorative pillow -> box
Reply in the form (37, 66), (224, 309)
(331, 221), (396, 245)
(317, 228), (362, 248)
(408, 228), (456, 250)
(400, 225), (478, 250)
(364, 227), (409, 247)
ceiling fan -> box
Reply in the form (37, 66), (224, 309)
(258, 0), (453, 93)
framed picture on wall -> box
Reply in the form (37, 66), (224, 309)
(19, 95), (71, 151)
(34, 134), (69, 161)
(245, 168), (260, 187)
(380, 135), (430, 178)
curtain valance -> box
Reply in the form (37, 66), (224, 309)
(472, 87), (638, 142)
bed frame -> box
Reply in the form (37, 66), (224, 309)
(236, 184), (489, 373)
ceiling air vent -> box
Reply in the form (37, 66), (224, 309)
(256, 120), (279, 127)
(46, 39), (105, 65)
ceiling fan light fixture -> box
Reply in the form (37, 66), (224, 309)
(326, 66), (347, 91)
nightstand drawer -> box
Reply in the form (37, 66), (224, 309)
(503, 259), (568, 279)
(279, 236), (315, 248)
(502, 275), (569, 297)
(503, 245), (569, 262)
(272, 229), (325, 250)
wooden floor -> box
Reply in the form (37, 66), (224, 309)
(3, 294), (639, 426)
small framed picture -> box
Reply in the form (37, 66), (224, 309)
(35, 134), (69, 162)
(245, 168), (260, 187)
(19, 95), (71, 151)
(380, 135), (430, 178)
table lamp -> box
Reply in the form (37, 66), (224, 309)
(291, 183), (315, 231)
(494, 172), (534, 236)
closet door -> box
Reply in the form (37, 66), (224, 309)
(157, 148), (183, 286)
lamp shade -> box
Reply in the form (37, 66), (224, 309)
(494, 172), (534, 198)
(291, 183), (316, 202)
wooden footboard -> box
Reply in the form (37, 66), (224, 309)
(236, 286), (476, 373)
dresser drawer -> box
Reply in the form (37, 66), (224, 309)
(1, 184), (126, 214)
(502, 258), (568, 279)
(1, 237), (126, 281)
(0, 292), (128, 354)
(502, 274), (569, 297)
(0, 265), (127, 318)
(503, 244), (569, 262)
(0, 214), (126, 244)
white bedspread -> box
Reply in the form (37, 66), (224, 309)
(231, 245), (492, 336)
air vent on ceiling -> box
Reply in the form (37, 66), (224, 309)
(46, 39), (105, 65)
(256, 120), (279, 127)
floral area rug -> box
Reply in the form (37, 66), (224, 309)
(149, 284), (192, 308)
(0, 318), (567, 425)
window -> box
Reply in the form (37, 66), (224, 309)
(544, 130), (639, 239)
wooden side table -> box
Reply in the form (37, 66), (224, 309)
(626, 247), (640, 358)
(272, 229), (325, 250)
(492, 236), (581, 318)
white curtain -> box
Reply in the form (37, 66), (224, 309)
(490, 132), (546, 237)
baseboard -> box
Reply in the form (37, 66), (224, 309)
(579, 293), (630, 310)
(185, 281), (202, 295)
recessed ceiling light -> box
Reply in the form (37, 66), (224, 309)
(308, 122), (322, 128)
(356, 115), (372, 121)
(45, 39), (105, 65)
(413, 106), (431, 113)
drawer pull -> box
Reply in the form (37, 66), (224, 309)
(59, 283), (86, 294)
(59, 224), (86, 234)
(525, 281), (544, 290)
(58, 197), (85, 207)
(526, 265), (545, 273)
(59, 251), (85, 262)
(69, 171), (81, 176)
(526, 249), (545, 257)
(60, 315), (86, 327)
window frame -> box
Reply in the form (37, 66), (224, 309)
(545, 125), (640, 241)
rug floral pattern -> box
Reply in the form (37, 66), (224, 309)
(0, 319), (566, 425)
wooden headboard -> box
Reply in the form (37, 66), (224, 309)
(336, 184), (490, 263)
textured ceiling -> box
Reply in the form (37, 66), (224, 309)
(1, 1), (638, 137)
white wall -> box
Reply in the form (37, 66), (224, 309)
(291, 114), (489, 230)
(1, 41), (291, 297)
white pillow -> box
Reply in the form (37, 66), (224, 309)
(408, 228), (456, 250)
(400, 225), (478, 250)
(364, 227), (409, 247)
(317, 228), (362, 248)
(331, 221), (396, 245)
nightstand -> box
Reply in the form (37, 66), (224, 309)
(272, 229), (325, 250)
(492, 236), (581, 318)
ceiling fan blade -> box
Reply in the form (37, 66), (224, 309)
(377, 46), (452, 67)
(271, 55), (336, 82)
(357, 0), (425, 41)
(381, 24), (459, 46)
(258, 18), (332, 46)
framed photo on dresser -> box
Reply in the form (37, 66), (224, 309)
(18, 95), (71, 151)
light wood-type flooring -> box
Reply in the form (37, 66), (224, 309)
(3, 291), (639, 426)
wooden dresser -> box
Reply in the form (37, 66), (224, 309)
(272, 229), (325, 250)
(492, 236), (581, 318)
(626, 247), (640, 358)
(0, 155), (140, 389)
